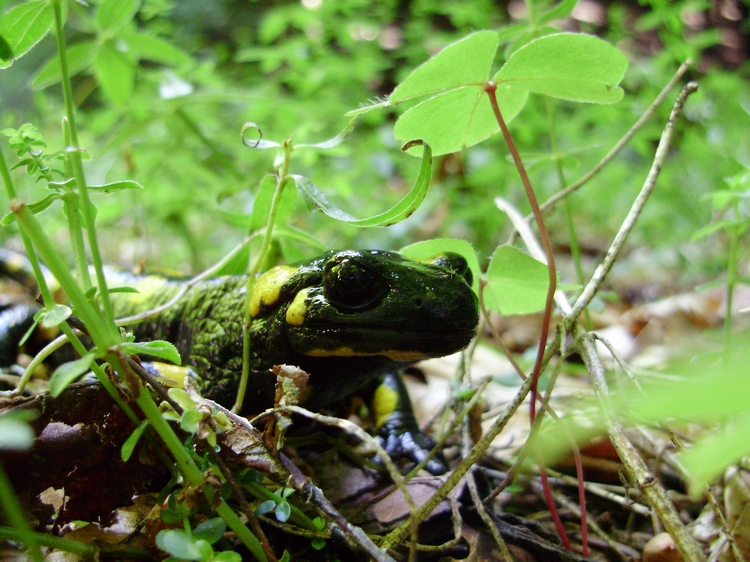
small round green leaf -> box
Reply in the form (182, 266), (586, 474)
(394, 85), (527, 156)
(275, 500), (291, 523)
(195, 540), (214, 560)
(0, 416), (35, 450)
(256, 500), (276, 516)
(193, 517), (226, 545)
(49, 354), (96, 397)
(168, 388), (197, 412)
(180, 409), (204, 434)
(40, 304), (72, 328)
(483, 245), (550, 315)
(390, 31), (499, 103)
(494, 33), (628, 104)
(121, 419), (150, 462)
(155, 529), (202, 560)
(120, 340), (181, 365)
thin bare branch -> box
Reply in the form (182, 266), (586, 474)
(567, 82), (699, 326)
(462, 417), (515, 561)
(575, 329), (706, 561)
(533, 60), (692, 220)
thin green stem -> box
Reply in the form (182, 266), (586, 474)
(61, 118), (90, 289)
(0, 526), (91, 558)
(4, 150), (123, 406)
(0, 466), (44, 561)
(237, 325), (253, 412)
(0, 145), (16, 199)
(234, 143), (294, 413)
(121, 357), (267, 561)
(129, 377), (203, 482)
(12, 203), (114, 349)
(9, 207), (136, 418)
(0, 175), (138, 424)
(0, 525), (155, 558)
(51, 0), (116, 332)
(724, 207), (739, 349)
(525, 0), (538, 28)
(0, 150), (55, 306)
(544, 97), (592, 330)
(215, 502), (269, 562)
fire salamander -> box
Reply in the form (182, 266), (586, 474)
(1, 250), (478, 474)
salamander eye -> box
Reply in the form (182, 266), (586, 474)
(323, 256), (387, 311)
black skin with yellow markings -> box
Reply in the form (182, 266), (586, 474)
(2, 250), (479, 474)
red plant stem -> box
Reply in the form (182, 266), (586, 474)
(538, 447), (574, 551)
(483, 82), (557, 423)
(485, 81), (575, 550)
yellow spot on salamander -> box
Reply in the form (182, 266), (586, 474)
(249, 265), (297, 317)
(127, 275), (169, 304)
(373, 383), (399, 429)
(146, 362), (194, 388)
(303, 347), (427, 362)
(286, 288), (311, 326)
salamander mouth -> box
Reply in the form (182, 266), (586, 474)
(287, 325), (477, 360)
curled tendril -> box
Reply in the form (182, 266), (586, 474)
(401, 138), (425, 152)
(240, 122), (262, 149)
(240, 122), (281, 150)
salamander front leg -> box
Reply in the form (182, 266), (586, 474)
(371, 372), (448, 475)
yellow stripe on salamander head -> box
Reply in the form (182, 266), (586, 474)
(286, 288), (311, 326)
(303, 347), (428, 362)
(249, 265), (297, 317)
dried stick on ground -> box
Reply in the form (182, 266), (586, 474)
(569, 83), (703, 561)
(499, 82), (705, 561)
(211, 401), (399, 562)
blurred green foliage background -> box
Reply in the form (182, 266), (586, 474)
(0, 0), (747, 283)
